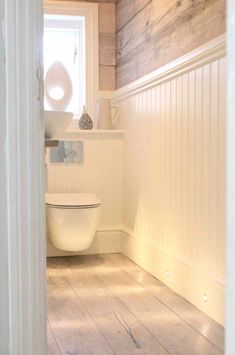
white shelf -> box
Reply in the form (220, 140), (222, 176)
(55, 129), (124, 140)
(72, 129), (123, 134)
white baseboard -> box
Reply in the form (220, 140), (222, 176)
(46, 229), (123, 257)
(121, 230), (225, 326)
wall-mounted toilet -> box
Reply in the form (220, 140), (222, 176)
(46, 193), (101, 251)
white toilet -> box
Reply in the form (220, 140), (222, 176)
(46, 193), (101, 251)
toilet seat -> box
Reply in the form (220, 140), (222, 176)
(46, 193), (101, 209)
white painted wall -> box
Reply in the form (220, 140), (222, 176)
(115, 37), (226, 325)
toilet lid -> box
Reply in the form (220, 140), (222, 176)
(45, 193), (101, 208)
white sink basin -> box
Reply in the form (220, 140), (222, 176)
(44, 111), (73, 138)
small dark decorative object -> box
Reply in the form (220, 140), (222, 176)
(79, 105), (93, 130)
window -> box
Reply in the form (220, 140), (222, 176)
(44, 15), (85, 117)
(44, 2), (99, 123)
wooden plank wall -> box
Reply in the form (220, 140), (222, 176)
(98, 1), (116, 90)
(116, 0), (226, 88)
(63, 0), (116, 90)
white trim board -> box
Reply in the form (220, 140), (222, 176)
(113, 34), (226, 102)
(122, 230), (225, 326)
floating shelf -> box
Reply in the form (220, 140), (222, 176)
(55, 129), (124, 140)
(74, 130), (123, 134)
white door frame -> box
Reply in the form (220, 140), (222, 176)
(225, 0), (235, 354)
(0, 0), (46, 354)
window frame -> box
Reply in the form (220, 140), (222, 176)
(44, 16), (86, 116)
(44, 1), (99, 127)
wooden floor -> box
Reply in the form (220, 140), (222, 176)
(47, 254), (224, 355)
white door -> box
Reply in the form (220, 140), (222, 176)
(226, 0), (235, 354)
(0, 0), (46, 354)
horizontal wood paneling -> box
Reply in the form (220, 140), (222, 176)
(117, 54), (226, 323)
(116, 0), (226, 88)
(117, 0), (150, 31)
(58, 0), (116, 89)
(99, 2), (116, 89)
(99, 33), (116, 66)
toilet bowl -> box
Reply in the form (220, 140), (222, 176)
(46, 193), (101, 251)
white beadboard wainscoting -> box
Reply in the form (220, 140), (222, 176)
(114, 35), (226, 325)
(46, 130), (123, 256)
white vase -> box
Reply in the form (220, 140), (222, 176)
(44, 61), (73, 111)
(97, 98), (118, 130)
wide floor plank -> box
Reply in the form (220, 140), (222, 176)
(47, 260), (114, 355)
(47, 254), (224, 355)
(81, 255), (223, 355)
(108, 253), (224, 352)
(65, 256), (169, 354)
(47, 322), (61, 355)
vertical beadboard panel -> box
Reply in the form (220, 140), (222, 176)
(120, 57), (226, 281)
(217, 57), (226, 277)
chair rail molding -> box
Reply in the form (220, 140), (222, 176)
(113, 34), (226, 102)
(0, 0), (46, 354)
